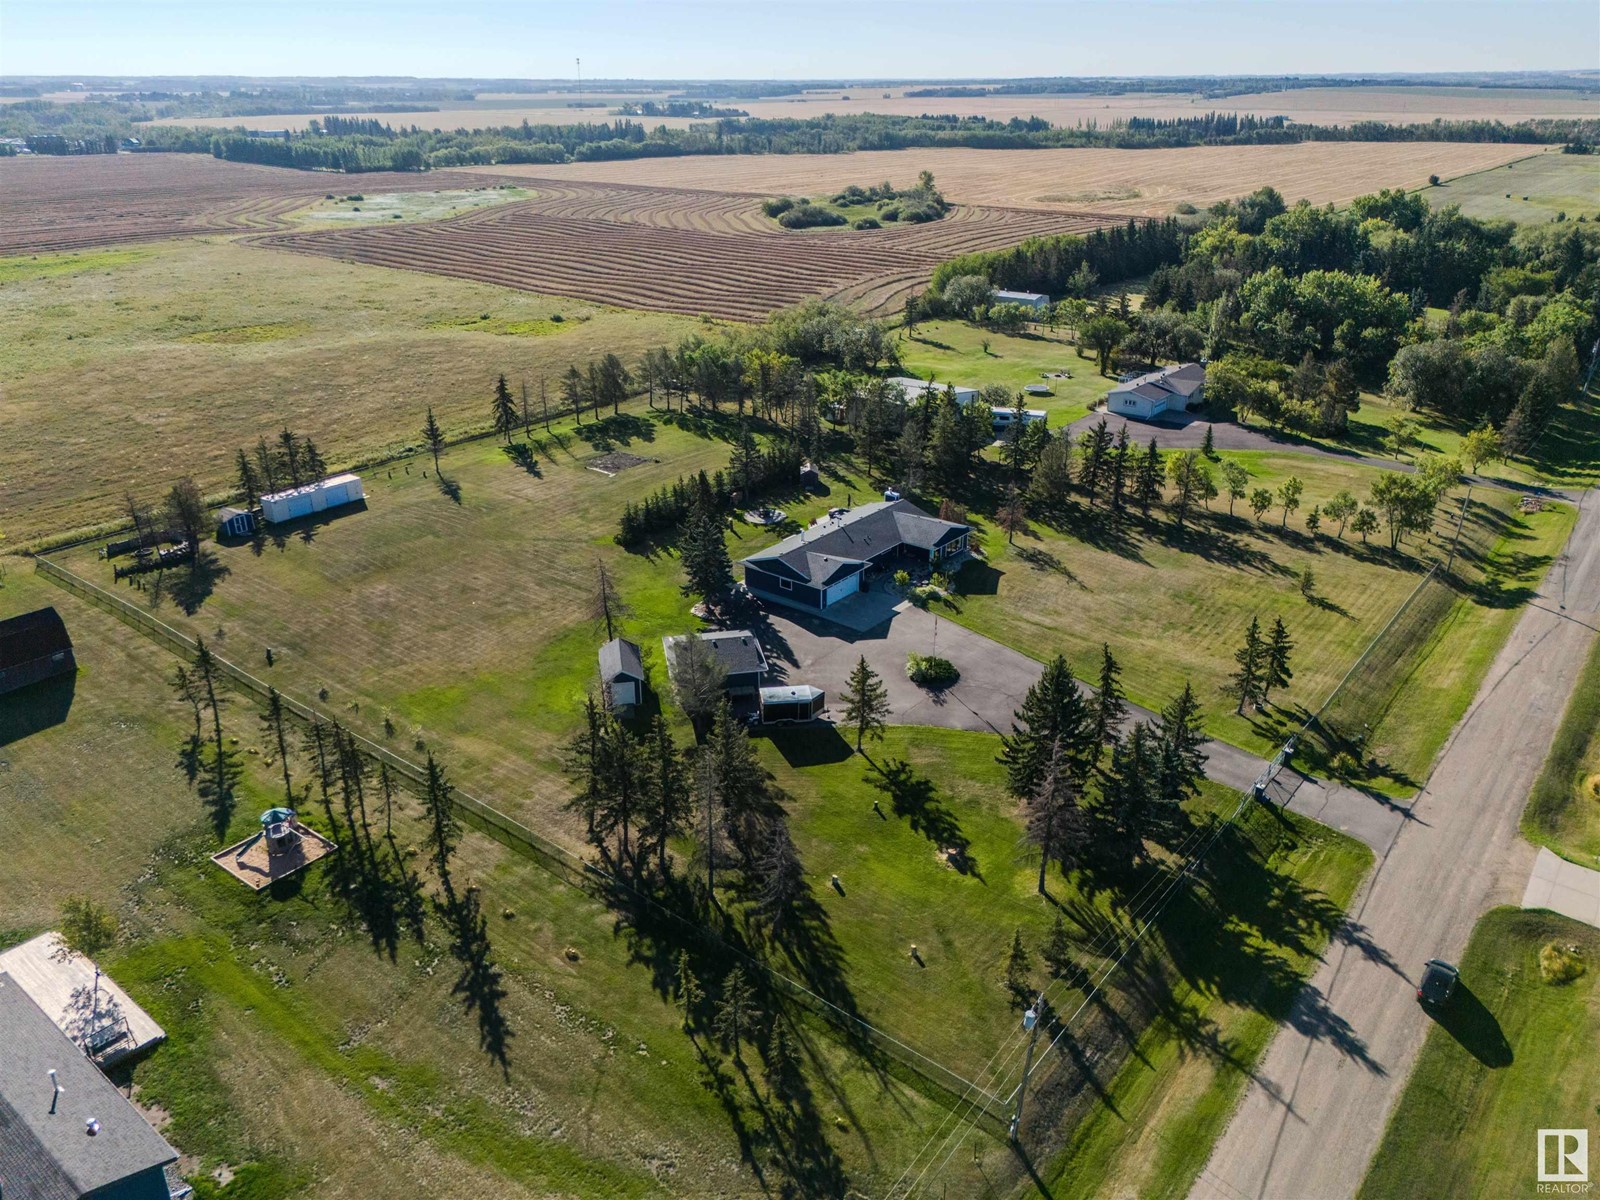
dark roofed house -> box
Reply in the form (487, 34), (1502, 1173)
(741, 499), (970, 612)
(0, 972), (180, 1200)
(0, 607), (76, 697)
(598, 637), (645, 709)
(697, 630), (769, 697)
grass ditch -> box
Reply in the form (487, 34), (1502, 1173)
(1521, 631), (1600, 867)
(1358, 907), (1599, 1200)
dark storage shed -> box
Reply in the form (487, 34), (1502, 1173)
(0, 607), (76, 696)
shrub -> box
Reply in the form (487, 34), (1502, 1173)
(892, 569), (912, 591)
(879, 206), (901, 221)
(1174, 201), (1198, 214)
(1539, 941), (1586, 984)
(762, 196), (797, 218)
(852, 217), (881, 230)
(779, 203), (847, 229)
(907, 653), (959, 687)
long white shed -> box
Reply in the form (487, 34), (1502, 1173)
(260, 473), (365, 524)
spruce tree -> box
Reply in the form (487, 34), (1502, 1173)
(1264, 618), (1295, 706)
(1100, 722), (1157, 868)
(261, 686), (295, 808)
(1229, 617), (1266, 714)
(235, 448), (261, 512)
(1028, 737), (1087, 893)
(999, 655), (1095, 800)
(1042, 914), (1076, 980)
(641, 717), (691, 875)
(1202, 424), (1215, 458)
(1154, 682), (1208, 805)
(712, 966), (763, 1061)
(674, 949), (702, 1032)
(678, 498), (734, 602)
(1135, 438), (1162, 516)
(841, 655), (891, 752)
(1091, 643), (1126, 748)
(1002, 928), (1033, 1003)
(492, 374), (518, 444)
(1108, 426), (1130, 515)
(277, 428), (304, 486)
(420, 752), (460, 895)
(422, 407), (445, 472)
(301, 437), (327, 482)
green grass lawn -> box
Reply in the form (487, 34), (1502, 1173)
(946, 452), (1575, 790)
(1421, 150), (1600, 224)
(1359, 907), (1600, 1200)
(1522, 633), (1600, 868)
(756, 725), (1372, 1198)
(0, 570), (957, 1199)
(0, 237), (701, 541)
(1, 569), (1374, 1198)
(896, 319), (1104, 425)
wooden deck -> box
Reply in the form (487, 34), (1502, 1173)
(0, 933), (166, 1065)
(211, 821), (337, 891)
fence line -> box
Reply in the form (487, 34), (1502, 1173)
(34, 556), (1003, 1124)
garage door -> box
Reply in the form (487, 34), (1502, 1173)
(825, 573), (861, 606)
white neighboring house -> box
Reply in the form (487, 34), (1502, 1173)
(259, 473), (365, 524)
(992, 289), (1050, 312)
(1105, 363), (1207, 420)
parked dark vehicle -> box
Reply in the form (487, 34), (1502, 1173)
(1417, 959), (1460, 1006)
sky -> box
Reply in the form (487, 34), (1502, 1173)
(2, 0), (1596, 81)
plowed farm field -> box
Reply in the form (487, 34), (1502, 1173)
(259, 178), (1123, 320)
(0, 153), (517, 255)
(461, 141), (1540, 215)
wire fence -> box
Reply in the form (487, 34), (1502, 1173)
(34, 555), (1002, 1122)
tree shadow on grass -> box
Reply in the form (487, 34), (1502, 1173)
(758, 725), (854, 768)
(440, 886), (513, 1078)
(863, 756), (979, 879)
(501, 443), (542, 475)
(166, 548), (230, 616)
(1424, 983), (1512, 1068)
(436, 474), (463, 504)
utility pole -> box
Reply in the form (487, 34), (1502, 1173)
(1009, 993), (1045, 1142)
(575, 57), (582, 99)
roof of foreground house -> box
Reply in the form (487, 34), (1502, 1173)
(0, 972), (177, 1200)
(743, 500), (968, 587)
(1109, 362), (1206, 401)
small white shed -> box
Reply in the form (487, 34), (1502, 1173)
(260, 473), (365, 525)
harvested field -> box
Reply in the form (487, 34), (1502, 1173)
(260, 178), (1122, 320)
(0, 153), (519, 255)
(141, 85), (1600, 134)
(463, 141), (1541, 215)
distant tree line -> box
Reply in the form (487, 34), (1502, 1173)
(12, 97), (1591, 167)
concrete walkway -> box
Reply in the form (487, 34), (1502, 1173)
(1522, 847), (1600, 929)
(1191, 486), (1600, 1200)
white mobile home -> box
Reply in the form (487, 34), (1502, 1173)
(260, 473), (365, 525)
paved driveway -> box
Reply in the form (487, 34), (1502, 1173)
(747, 597), (1044, 735)
(746, 591), (1409, 852)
